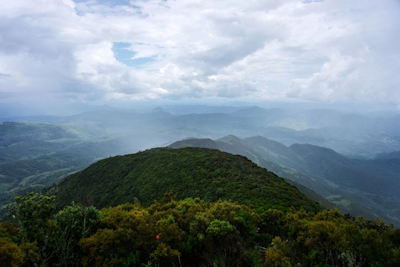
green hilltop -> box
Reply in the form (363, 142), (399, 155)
(44, 147), (322, 213)
(168, 135), (400, 226)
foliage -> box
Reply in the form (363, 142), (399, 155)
(171, 136), (400, 226)
(9, 192), (56, 266)
(3, 192), (100, 267)
(265, 236), (290, 267)
(266, 208), (400, 267)
(121, 251), (140, 267)
(0, 221), (21, 242)
(79, 194), (264, 267)
(0, 221), (39, 267)
(11, 193), (55, 242)
(0, 237), (25, 267)
(1, 192), (400, 267)
(19, 240), (40, 267)
(47, 147), (321, 213)
(2, 146), (400, 267)
(55, 202), (100, 240)
(54, 202), (101, 267)
(206, 220), (237, 237)
(0, 122), (134, 221)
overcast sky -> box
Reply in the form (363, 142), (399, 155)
(0, 0), (399, 111)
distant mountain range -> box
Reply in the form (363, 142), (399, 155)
(2, 105), (400, 157)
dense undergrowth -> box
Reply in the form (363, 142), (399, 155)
(1, 192), (399, 267)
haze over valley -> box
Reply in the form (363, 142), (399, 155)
(1, 104), (400, 226)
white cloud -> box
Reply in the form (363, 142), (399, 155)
(288, 51), (363, 101)
(0, 0), (399, 104)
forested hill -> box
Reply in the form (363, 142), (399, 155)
(168, 136), (400, 226)
(44, 147), (322, 212)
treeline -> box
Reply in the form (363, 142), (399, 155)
(1, 192), (400, 267)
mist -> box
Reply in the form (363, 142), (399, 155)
(2, 100), (400, 157)
(1, 100), (400, 226)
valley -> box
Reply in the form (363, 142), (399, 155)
(1, 105), (399, 226)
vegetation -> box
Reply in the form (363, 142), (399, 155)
(0, 126), (400, 267)
(0, 121), (136, 220)
(169, 136), (400, 226)
(3, 114), (400, 227)
(1, 192), (399, 267)
(44, 147), (322, 213)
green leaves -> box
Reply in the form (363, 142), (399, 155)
(5, 191), (400, 267)
(55, 202), (100, 240)
(48, 147), (321, 214)
(54, 203), (101, 267)
(0, 237), (25, 267)
(206, 220), (237, 237)
(12, 192), (55, 243)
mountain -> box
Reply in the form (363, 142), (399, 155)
(161, 104), (243, 114)
(288, 143), (399, 198)
(376, 150), (400, 160)
(231, 106), (285, 118)
(244, 136), (309, 174)
(0, 122), (77, 153)
(260, 126), (400, 157)
(0, 121), (176, 220)
(5, 105), (400, 156)
(43, 147), (322, 213)
(169, 136), (336, 210)
(168, 135), (400, 226)
(2, 106), (400, 223)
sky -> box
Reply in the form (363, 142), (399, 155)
(0, 0), (400, 114)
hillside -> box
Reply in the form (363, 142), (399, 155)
(169, 137), (338, 209)
(0, 122), (79, 164)
(0, 121), (175, 220)
(44, 147), (321, 213)
(168, 136), (400, 226)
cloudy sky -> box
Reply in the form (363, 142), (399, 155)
(0, 0), (399, 110)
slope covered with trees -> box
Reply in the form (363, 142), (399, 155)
(169, 136), (400, 226)
(2, 147), (400, 266)
(44, 147), (321, 213)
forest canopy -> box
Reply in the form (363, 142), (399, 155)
(1, 192), (399, 267)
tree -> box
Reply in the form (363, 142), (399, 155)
(11, 193), (55, 243)
(0, 237), (25, 267)
(54, 202), (100, 267)
(10, 192), (56, 266)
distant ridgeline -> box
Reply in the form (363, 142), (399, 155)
(43, 147), (322, 213)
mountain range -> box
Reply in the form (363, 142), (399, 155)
(1, 105), (399, 225)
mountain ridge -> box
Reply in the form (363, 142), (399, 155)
(43, 147), (322, 213)
(168, 135), (400, 226)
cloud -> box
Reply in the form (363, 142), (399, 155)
(0, 72), (10, 78)
(288, 51), (363, 102)
(288, 46), (400, 104)
(0, 0), (399, 105)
